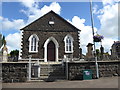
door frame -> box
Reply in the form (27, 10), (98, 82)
(44, 37), (59, 62)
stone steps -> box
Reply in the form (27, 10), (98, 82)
(39, 64), (66, 80)
(39, 62), (62, 64)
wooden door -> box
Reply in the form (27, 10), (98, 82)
(47, 41), (55, 61)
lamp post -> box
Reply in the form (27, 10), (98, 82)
(90, 0), (99, 78)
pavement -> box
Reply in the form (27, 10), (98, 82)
(2, 76), (119, 88)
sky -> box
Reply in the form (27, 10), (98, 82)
(0, 0), (119, 54)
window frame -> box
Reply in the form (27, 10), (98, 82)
(29, 34), (39, 53)
(64, 35), (74, 53)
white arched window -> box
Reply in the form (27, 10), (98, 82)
(29, 34), (39, 53)
(64, 35), (74, 53)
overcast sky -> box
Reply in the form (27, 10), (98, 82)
(0, 0), (119, 54)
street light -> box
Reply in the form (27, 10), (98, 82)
(89, 0), (99, 78)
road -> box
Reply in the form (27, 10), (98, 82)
(2, 77), (119, 88)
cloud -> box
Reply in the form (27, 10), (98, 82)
(92, 1), (118, 39)
(40, 2), (61, 15)
(102, 38), (116, 53)
(93, 4), (99, 14)
(19, 0), (38, 9)
(68, 16), (98, 54)
(6, 33), (21, 53)
(3, 2), (61, 53)
(1, 16), (25, 31)
(98, 3), (118, 39)
(3, 1), (118, 55)
(71, 16), (93, 45)
(1, 2), (61, 31)
(93, 1), (118, 53)
(20, 1), (61, 24)
(69, 1), (118, 54)
(102, 0), (119, 5)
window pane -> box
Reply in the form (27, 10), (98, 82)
(66, 38), (69, 44)
(65, 36), (73, 52)
(31, 38), (34, 46)
(66, 46), (68, 51)
(34, 46), (36, 51)
(31, 36), (37, 51)
(31, 46), (33, 51)
(31, 37), (34, 51)
(69, 39), (71, 44)
(69, 45), (71, 51)
(34, 38), (36, 46)
(34, 38), (37, 51)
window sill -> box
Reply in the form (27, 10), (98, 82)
(29, 51), (38, 53)
(65, 51), (73, 53)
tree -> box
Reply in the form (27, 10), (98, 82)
(10, 50), (19, 62)
(2, 35), (6, 45)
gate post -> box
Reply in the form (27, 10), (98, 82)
(64, 55), (69, 80)
(28, 55), (32, 81)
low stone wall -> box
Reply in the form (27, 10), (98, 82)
(1, 61), (120, 82)
(2, 62), (28, 83)
(68, 61), (120, 80)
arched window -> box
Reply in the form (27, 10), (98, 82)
(29, 34), (39, 53)
(64, 35), (74, 53)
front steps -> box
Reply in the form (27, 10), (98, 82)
(40, 64), (66, 81)
(31, 63), (66, 81)
(39, 62), (62, 64)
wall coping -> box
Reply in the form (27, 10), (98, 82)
(68, 60), (120, 63)
(0, 60), (120, 64)
(0, 62), (28, 64)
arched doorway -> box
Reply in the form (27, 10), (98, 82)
(47, 41), (55, 61)
(44, 37), (59, 62)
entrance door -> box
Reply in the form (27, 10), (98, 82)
(47, 41), (55, 61)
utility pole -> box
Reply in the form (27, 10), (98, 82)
(89, 0), (99, 78)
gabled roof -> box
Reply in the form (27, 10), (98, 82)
(21, 10), (81, 32)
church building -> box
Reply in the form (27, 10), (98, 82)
(19, 11), (80, 62)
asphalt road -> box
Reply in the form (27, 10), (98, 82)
(2, 77), (119, 88)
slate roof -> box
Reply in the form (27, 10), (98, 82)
(20, 11), (81, 32)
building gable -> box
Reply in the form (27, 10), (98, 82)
(21, 11), (80, 32)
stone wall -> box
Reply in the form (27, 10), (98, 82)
(68, 61), (120, 80)
(20, 11), (80, 60)
(2, 61), (119, 82)
(2, 63), (28, 83)
(21, 31), (79, 59)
